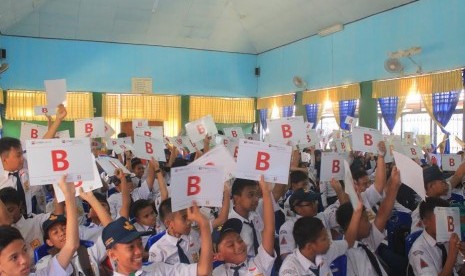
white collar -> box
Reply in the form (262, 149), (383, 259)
(422, 231), (438, 247)
(295, 248), (322, 270)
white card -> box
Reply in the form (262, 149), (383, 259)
(244, 134), (260, 141)
(223, 127), (245, 139)
(429, 153), (442, 166)
(435, 207), (461, 243)
(416, 135), (431, 148)
(53, 155), (102, 203)
(133, 135), (167, 162)
(267, 116), (306, 146)
(344, 116), (357, 127)
(44, 79), (67, 108)
(182, 136), (204, 153)
(185, 115), (218, 142)
(96, 156), (130, 176)
(189, 145), (236, 181)
(352, 126), (383, 153)
(298, 129), (319, 149)
(26, 138), (94, 185)
(402, 145), (423, 159)
(54, 130), (70, 139)
(320, 152), (347, 181)
(20, 122), (48, 141)
(132, 119), (148, 130)
(104, 123), (115, 138)
(441, 154), (463, 171)
(170, 166), (224, 212)
(235, 139), (292, 184)
(34, 106), (56, 116)
(134, 126), (164, 141)
(305, 122), (314, 130)
(74, 117), (106, 138)
(334, 139), (351, 153)
(393, 151), (425, 200)
(343, 160), (358, 208)
(168, 136), (185, 152)
(403, 132), (414, 145)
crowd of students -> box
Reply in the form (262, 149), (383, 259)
(1, 105), (465, 275)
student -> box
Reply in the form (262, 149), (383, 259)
(409, 197), (465, 275)
(0, 187), (62, 262)
(229, 178), (264, 257)
(36, 186), (112, 275)
(336, 166), (401, 276)
(0, 174), (79, 276)
(0, 105), (67, 215)
(103, 202), (213, 275)
(279, 198), (362, 275)
(279, 170), (310, 219)
(213, 175), (276, 275)
(131, 199), (164, 248)
(79, 192), (110, 243)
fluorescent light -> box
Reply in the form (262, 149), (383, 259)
(318, 24), (344, 37)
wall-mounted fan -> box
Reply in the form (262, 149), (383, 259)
(0, 49), (8, 74)
(385, 46), (422, 74)
(0, 63), (9, 74)
(293, 76), (307, 90)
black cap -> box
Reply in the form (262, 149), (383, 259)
(102, 217), (141, 249)
(423, 165), (445, 187)
(42, 214), (66, 239)
(214, 218), (243, 244)
(289, 189), (321, 213)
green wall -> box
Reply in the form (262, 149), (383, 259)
(358, 81), (378, 129)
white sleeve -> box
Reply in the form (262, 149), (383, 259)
(131, 180), (151, 201)
(88, 236), (108, 263)
(363, 185), (382, 208)
(253, 245), (276, 275)
(324, 240), (348, 263)
(320, 181), (328, 208)
(279, 222), (296, 256)
(33, 255), (73, 276)
(151, 262), (197, 275)
(363, 223), (386, 251)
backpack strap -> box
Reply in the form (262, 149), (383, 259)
(77, 244), (95, 276)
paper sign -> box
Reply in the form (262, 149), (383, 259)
(305, 122), (314, 130)
(53, 155), (102, 203)
(352, 126), (383, 153)
(34, 106), (55, 116)
(416, 135), (431, 148)
(113, 143), (135, 155)
(132, 119), (148, 130)
(344, 116), (357, 127)
(182, 136), (204, 153)
(435, 207), (461, 243)
(134, 126), (164, 141)
(104, 123), (115, 138)
(223, 127), (245, 139)
(134, 135), (167, 162)
(168, 136), (185, 152)
(301, 152), (311, 163)
(20, 122), (48, 141)
(54, 130), (70, 139)
(235, 139), (292, 184)
(334, 139), (351, 153)
(185, 115), (218, 142)
(320, 152), (347, 181)
(170, 166), (224, 212)
(96, 156), (130, 176)
(189, 145), (236, 181)
(343, 160), (358, 208)
(298, 129), (319, 149)
(267, 116), (306, 146)
(44, 79), (67, 108)
(75, 117), (105, 138)
(26, 138), (94, 185)
(403, 132), (414, 145)
(441, 154), (463, 171)
(402, 145), (423, 159)
(244, 134), (260, 141)
(393, 151), (425, 199)
(429, 153), (442, 166)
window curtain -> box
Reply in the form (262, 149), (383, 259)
(282, 106), (293, 118)
(332, 100), (357, 130)
(378, 96), (407, 133)
(259, 109), (268, 131)
(189, 96), (255, 123)
(305, 104), (322, 128)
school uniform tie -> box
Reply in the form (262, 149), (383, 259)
(177, 239), (190, 264)
(358, 243), (383, 276)
(243, 220), (259, 255)
(309, 266), (320, 275)
(137, 178), (142, 188)
(9, 172), (26, 214)
(231, 263), (245, 276)
(436, 243), (448, 268)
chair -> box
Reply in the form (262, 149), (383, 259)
(386, 211), (412, 254)
(329, 255), (347, 276)
(145, 230), (166, 251)
(34, 240), (94, 263)
(405, 230), (422, 256)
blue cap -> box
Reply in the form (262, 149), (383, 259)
(289, 189), (321, 213)
(214, 218), (243, 245)
(102, 217), (141, 249)
(42, 214), (67, 239)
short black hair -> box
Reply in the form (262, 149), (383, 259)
(0, 137), (21, 157)
(231, 178), (258, 196)
(131, 158), (142, 170)
(117, 132), (128, 138)
(419, 197), (450, 220)
(290, 171), (308, 185)
(171, 157), (188, 168)
(93, 192), (108, 206)
(0, 187), (21, 206)
(0, 226), (23, 254)
(158, 198), (173, 223)
(131, 199), (156, 219)
(352, 168), (368, 181)
(293, 216), (325, 249)
(336, 202), (359, 231)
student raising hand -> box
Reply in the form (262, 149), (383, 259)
(187, 201), (213, 276)
(79, 188), (112, 227)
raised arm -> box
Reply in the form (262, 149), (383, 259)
(144, 158), (156, 192)
(374, 141), (387, 194)
(42, 104), (67, 139)
(56, 175), (80, 269)
(449, 161), (465, 189)
(259, 175), (275, 256)
(211, 183), (231, 229)
(331, 178), (349, 205)
(374, 166), (401, 232)
(149, 158), (168, 201)
(79, 189), (112, 227)
(166, 145), (179, 169)
(343, 195), (363, 247)
(187, 202), (213, 276)
(117, 169), (131, 219)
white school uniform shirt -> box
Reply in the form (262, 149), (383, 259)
(213, 245), (276, 276)
(279, 212), (335, 257)
(133, 221), (165, 248)
(228, 208), (264, 257)
(108, 182), (153, 219)
(112, 262), (197, 276)
(0, 168), (40, 215)
(279, 240), (349, 276)
(36, 236), (107, 276)
(148, 229), (201, 264)
(78, 223), (104, 243)
(12, 213), (51, 263)
(409, 231), (463, 275)
(33, 255), (73, 276)
(346, 223), (387, 276)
